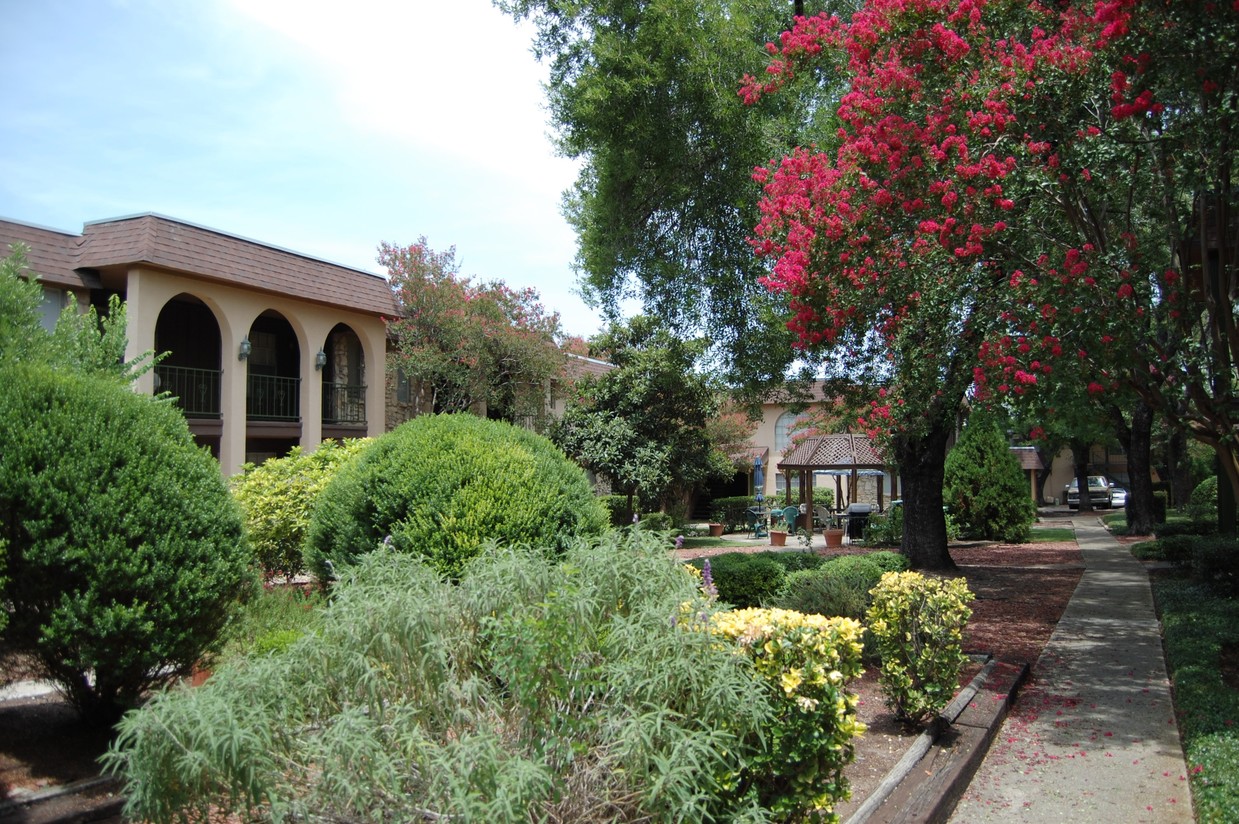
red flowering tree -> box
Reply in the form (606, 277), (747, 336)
(382, 239), (566, 426)
(963, 0), (1239, 522)
(746, 0), (1239, 558)
(745, 1), (1098, 567)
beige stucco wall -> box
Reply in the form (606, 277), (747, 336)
(122, 266), (387, 476)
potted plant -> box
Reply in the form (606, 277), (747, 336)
(709, 522), (725, 538)
(769, 529), (787, 547)
(823, 526), (845, 549)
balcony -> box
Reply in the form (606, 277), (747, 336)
(323, 382), (366, 425)
(247, 374), (300, 421)
(156, 365), (221, 418)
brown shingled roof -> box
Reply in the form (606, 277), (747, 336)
(0, 219), (98, 291)
(78, 214), (397, 317)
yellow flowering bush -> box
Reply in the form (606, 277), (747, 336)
(708, 607), (866, 822)
(866, 571), (975, 724)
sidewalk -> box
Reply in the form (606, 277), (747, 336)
(949, 518), (1192, 822)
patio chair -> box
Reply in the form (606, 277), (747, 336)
(746, 507), (768, 538)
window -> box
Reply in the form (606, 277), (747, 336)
(775, 411), (808, 454)
(396, 367), (411, 404)
(38, 287), (64, 332)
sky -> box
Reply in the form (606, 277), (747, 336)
(0, 0), (611, 338)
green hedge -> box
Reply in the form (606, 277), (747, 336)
(306, 414), (608, 579)
(0, 365), (256, 723)
(690, 551), (825, 608)
(711, 496), (757, 533)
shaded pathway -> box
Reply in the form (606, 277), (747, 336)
(949, 518), (1191, 822)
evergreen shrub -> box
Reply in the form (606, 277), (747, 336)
(708, 607), (866, 819)
(305, 414), (608, 579)
(231, 439), (370, 582)
(1189, 476), (1219, 528)
(702, 552), (786, 608)
(107, 532), (792, 822)
(0, 365), (256, 723)
(773, 568), (869, 620)
(866, 571), (974, 724)
(942, 421), (1035, 542)
(1191, 536), (1239, 597)
(865, 550), (911, 574)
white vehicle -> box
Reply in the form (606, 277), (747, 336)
(1064, 476), (1112, 509)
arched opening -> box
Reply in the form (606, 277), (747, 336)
(244, 310), (301, 464)
(154, 294), (222, 458)
(320, 323), (367, 432)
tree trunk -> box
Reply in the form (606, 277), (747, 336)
(1071, 439), (1094, 513)
(893, 422), (956, 571)
(1167, 428), (1192, 509)
(1113, 401), (1156, 535)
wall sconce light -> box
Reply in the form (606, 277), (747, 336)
(238, 337), (252, 361)
(315, 349), (328, 370)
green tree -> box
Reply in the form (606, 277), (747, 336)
(943, 419), (1035, 543)
(382, 238), (566, 426)
(553, 316), (731, 515)
(496, 0), (858, 392)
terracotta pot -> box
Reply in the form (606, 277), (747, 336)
(769, 530), (787, 547)
(708, 523), (724, 538)
(824, 528), (845, 548)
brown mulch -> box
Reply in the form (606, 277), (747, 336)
(1, 536), (1086, 819)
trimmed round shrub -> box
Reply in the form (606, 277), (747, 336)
(0, 365), (256, 723)
(771, 552), (907, 620)
(231, 439), (371, 582)
(943, 421), (1035, 542)
(699, 553), (787, 608)
(1189, 476), (1219, 527)
(306, 414), (608, 578)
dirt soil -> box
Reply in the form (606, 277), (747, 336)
(1, 532), (1087, 821)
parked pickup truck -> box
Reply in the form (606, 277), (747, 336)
(1064, 475), (1113, 509)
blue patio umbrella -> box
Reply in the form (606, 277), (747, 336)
(753, 455), (765, 503)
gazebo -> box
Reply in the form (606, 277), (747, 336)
(777, 434), (898, 522)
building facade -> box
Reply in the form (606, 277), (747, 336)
(2, 214), (394, 475)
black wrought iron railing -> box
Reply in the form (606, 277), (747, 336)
(323, 382), (366, 425)
(247, 374), (300, 421)
(156, 365), (221, 418)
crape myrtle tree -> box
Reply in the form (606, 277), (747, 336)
(743, 0), (1236, 564)
(552, 316), (734, 516)
(496, 0), (861, 393)
(962, 1), (1239, 523)
(381, 238), (567, 428)
(743, 2), (1082, 568)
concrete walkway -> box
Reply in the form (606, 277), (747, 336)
(950, 518), (1192, 822)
